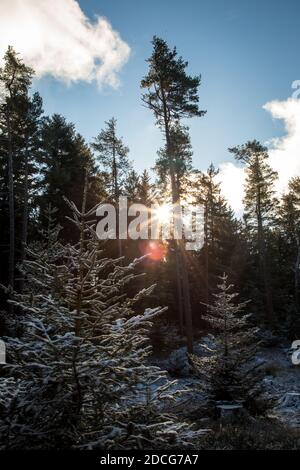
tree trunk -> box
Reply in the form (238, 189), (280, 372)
(160, 85), (193, 352)
(75, 167), (89, 337)
(19, 144), (29, 293)
(6, 111), (15, 314)
(174, 239), (184, 334)
(258, 230), (273, 323)
(112, 141), (122, 259)
(294, 235), (300, 312)
(257, 204), (273, 323)
(204, 199), (209, 309)
(179, 240), (194, 353)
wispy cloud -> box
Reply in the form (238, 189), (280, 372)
(218, 97), (300, 215)
(0, 0), (130, 87)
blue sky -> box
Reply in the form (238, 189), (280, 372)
(17, 0), (300, 177)
(31, 0), (300, 174)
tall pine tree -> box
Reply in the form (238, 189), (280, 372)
(141, 36), (206, 352)
(229, 140), (278, 324)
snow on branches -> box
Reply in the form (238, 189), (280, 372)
(0, 201), (203, 449)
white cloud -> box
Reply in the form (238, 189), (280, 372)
(0, 0), (130, 87)
(217, 97), (300, 216)
(263, 98), (300, 194)
(216, 162), (246, 217)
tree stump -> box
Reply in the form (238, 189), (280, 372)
(216, 402), (244, 424)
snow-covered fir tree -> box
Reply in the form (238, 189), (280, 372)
(192, 274), (264, 413)
(0, 197), (204, 450)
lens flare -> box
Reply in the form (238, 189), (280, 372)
(139, 240), (167, 262)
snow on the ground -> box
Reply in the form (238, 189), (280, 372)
(151, 335), (300, 426)
(259, 346), (300, 427)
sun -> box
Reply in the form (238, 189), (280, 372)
(154, 203), (172, 223)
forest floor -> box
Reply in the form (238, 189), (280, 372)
(151, 333), (300, 428)
(151, 333), (300, 449)
(259, 345), (300, 427)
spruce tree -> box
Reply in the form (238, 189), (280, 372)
(0, 198), (203, 449)
(192, 275), (263, 413)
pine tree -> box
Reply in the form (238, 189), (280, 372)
(124, 169), (140, 201)
(92, 117), (131, 257)
(137, 170), (154, 205)
(141, 36), (206, 353)
(187, 164), (248, 327)
(39, 114), (102, 241)
(229, 140), (278, 324)
(18, 92), (43, 292)
(0, 47), (34, 296)
(92, 118), (131, 201)
(154, 124), (194, 333)
(192, 274), (263, 413)
(0, 198), (203, 450)
(155, 123), (193, 199)
(276, 178), (300, 333)
(192, 165), (221, 307)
